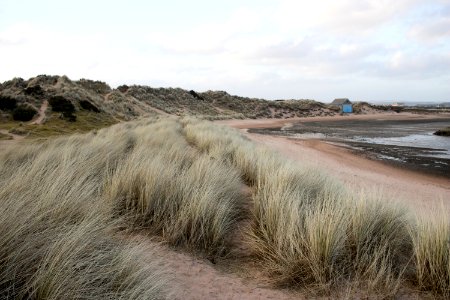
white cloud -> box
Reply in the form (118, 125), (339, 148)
(272, 0), (424, 35)
(146, 6), (265, 55)
(0, 0), (448, 101)
(408, 8), (450, 42)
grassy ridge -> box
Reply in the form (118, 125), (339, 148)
(1, 117), (449, 298)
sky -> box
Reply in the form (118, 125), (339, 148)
(0, 0), (449, 102)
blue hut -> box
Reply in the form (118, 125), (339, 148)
(331, 98), (353, 113)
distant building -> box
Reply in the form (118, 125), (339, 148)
(331, 98), (353, 113)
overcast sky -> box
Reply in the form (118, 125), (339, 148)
(0, 0), (449, 102)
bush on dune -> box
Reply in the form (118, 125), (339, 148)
(48, 95), (75, 113)
(12, 105), (38, 121)
(0, 95), (17, 110)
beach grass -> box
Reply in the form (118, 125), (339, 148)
(182, 118), (448, 296)
(411, 207), (450, 296)
(0, 116), (448, 297)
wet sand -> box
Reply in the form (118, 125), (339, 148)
(218, 113), (450, 212)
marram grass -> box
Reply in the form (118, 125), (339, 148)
(0, 116), (448, 298)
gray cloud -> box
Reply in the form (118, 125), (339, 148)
(240, 36), (388, 77)
(368, 51), (450, 79)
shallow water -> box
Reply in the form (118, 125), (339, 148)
(355, 133), (450, 159)
(249, 117), (450, 178)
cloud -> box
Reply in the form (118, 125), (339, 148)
(382, 51), (450, 78)
(0, 23), (149, 82)
(0, 23), (31, 46)
(272, 0), (424, 35)
(408, 4), (450, 42)
(0, 1), (448, 101)
(146, 6), (265, 55)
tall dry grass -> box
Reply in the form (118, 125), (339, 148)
(182, 118), (448, 297)
(0, 117), (246, 298)
(411, 207), (450, 296)
(99, 118), (244, 256)
(0, 123), (173, 299)
(104, 149), (244, 256)
(1, 116), (449, 298)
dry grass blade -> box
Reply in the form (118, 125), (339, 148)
(411, 205), (450, 296)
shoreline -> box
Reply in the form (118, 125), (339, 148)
(217, 112), (450, 212)
(216, 111), (450, 129)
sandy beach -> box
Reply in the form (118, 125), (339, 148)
(218, 113), (450, 212)
(217, 112), (450, 129)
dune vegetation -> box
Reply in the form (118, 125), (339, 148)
(0, 75), (342, 139)
(1, 116), (449, 298)
(434, 127), (450, 136)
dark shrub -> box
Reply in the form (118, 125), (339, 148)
(117, 85), (129, 93)
(189, 90), (204, 100)
(24, 85), (44, 97)
(0, 96), (17, 110)
(79, 100), (100, 113)
(1, 77), (26, 90)
(434, 127), (450, 136)
(12, 105), (38, 121)
(61, 112), (77, 122)
(34, 75), (58, 85)
(49, 96), (75, 113)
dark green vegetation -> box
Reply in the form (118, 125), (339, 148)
(48, 95), (75, 113)
(79, 99), (100, 112)
(0, 95), (17, 110)
(12, 105), (38, 121)
(434, 127), (450, 136)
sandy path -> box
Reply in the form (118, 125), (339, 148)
(164, 247), (298, 300)
(219, 113), (450, 212)
(30, 100), (48, 125)
(128, 236), (300, 300)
